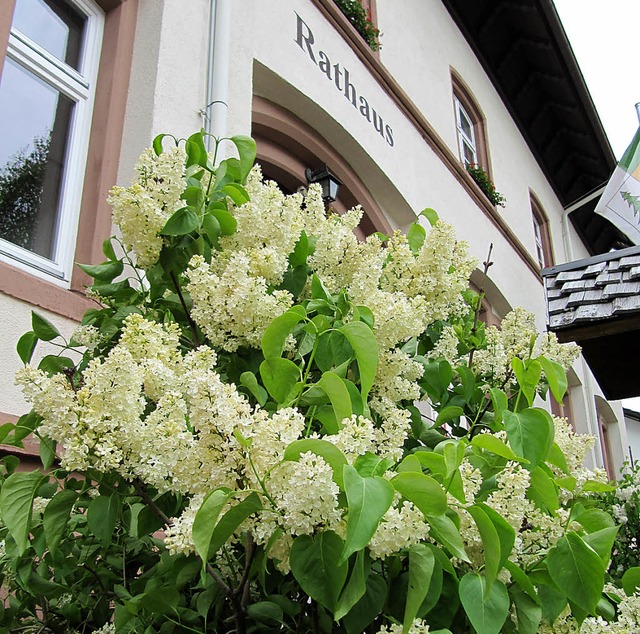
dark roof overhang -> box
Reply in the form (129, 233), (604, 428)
(542, 246), (640, 399)
(441, 0), (625, 254)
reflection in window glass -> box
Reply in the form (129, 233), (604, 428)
(12, 0), (85, 70)
(0, 58), (73, 259)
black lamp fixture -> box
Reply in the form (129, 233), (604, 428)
(305, 165), (343, 204)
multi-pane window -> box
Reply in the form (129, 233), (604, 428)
(454, 96), (477, 167)
(0, 0), (103, 281)
(530, 195), (553, 268)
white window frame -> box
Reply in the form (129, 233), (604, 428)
(532, 213), (545, 268)
(454, 96), (477, 167)
(0, 0), (104, 285)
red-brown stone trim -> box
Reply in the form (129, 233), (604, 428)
(253, 96), (392, 236)
(0, 0), (15, 83)
(310, 0), (542, 281)
(530, 189), (555, 268)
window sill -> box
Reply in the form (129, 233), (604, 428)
(0, 259), (95, 321)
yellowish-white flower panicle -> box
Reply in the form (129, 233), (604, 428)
(370, 396), (413, 462)
(473, 307), (581, 386)
(373, 349), (424, 402)
(325, 415), (377, 463)
(377, 618), (431, 633)
(425, 323), (461, 366)
(368, 497), (430, 560)
(108, 146), (187, 269)
(70, 324), (102, 352)
(186, 253), (293, 351)
(265, 452), (341, 537)
(221, 167), (305, 285)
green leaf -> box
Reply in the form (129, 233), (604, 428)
(202, 212), (221, 244)
(341, 466), (394, 564)
(316, 372), (353, 425)
(435, 405), (464, 426)
(43, 489), (77, 556)
(547, 532), (605, 613)
(583, 526), (619, 566)
(230, 135), (257, 182)
(527, 466), (559, 513)
(459, 574), (509, 634)
(468, 505), (501, 590)
(537, 356), (568, 404)
(87, 493), (121, 546)
(0, 471), (44, 554)
(153, 133), (167, 155)
(262, 306), (306, 359)
(246, 601), (284, 624)
(504, 407), (554, 469)
(622, 567), (640, 596)
(239, 371), (268, 406)
(353, 453), (393, 478)
(511, 358), (542, 407)
(342, 573), (387, 634)
(290, 531), (348, 612)
(138, 586), (181, 615)
(471, 434), (528, 463)
(289, 231), (309, 267)
(102, 237), (117, 261)
(207, 492), (261, 558)
(161, 206), (199, 236)
(404, 544), (435, 633)
(192, 489), (230, 567)
(335, 549), (368, 621)
(547, 442), (569, 473)
(32, 311), (60, 341)
(392, 472), (448, 516)
(477, 503), (515, 573)
(425, 513), (469, 562)
(77, 260), (124, 281)
(398, 454), (423, 473)
(489, 388), (508, 424)
(284, 439), (348, 489)
(186, 131), (208, 168)
(16, 331), (37, 364)
(259, 357), (301, 404)
(38, 355), (74, 376)
(407, 222), (426, 254)
(339, 321), (378, 400)
(504, 561), (539, 604)
(419, 207), (439, 226)
(222, 183), (249, 206)
(511, 588), (542, 634)
(581, 479), (616, 492)
(39, 435), (56, 469)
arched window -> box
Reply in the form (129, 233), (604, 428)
(252, 96), (391, 239)
(451, 69), (490, 172)
(530, 192), (554, 268)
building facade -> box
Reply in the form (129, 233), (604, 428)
(0, 0), (632, 475)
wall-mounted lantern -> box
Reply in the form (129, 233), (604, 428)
(305, 165), (343, 204)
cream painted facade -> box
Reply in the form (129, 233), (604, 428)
(0, 0), (631, 474)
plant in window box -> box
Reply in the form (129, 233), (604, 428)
(466, 162), (506, 207)
(334, 0), (381, 51)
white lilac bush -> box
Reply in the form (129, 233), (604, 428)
(1, 131), (639, 633)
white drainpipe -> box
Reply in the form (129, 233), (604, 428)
(204, 0), (231, 145)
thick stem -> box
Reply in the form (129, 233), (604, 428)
(169, 270), (201, 346)
(132, 480), (234, 599)
(468, 242), (494, 369)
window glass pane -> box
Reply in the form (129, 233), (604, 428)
(0, 57), (74, 259)
(458, 107), (473, 139)
(12, 0), (85, 70)
(463, 142), (476, 166)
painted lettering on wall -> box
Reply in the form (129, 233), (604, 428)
(294, 12), (394, 147)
